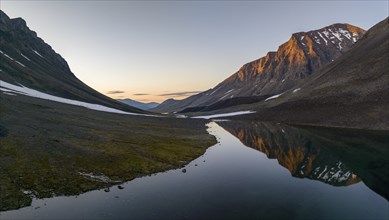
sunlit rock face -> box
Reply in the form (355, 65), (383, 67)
(153, 24), (365, 113)
(218, 24), (365, 96)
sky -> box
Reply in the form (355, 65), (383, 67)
(1, 1), (388, 103)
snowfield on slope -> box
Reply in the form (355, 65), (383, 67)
(192, 111), (255, 119)
(0, 80), (155, 116)
(265, 92), (285, 101)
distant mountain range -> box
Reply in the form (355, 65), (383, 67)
(117, 98), (159, 110)
(153, 23), (365, 113)
(0, 10), (144, 114)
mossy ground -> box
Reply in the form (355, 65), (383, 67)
(0, 94), (216, 211)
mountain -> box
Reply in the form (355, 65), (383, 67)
(0, 10), (144, 113)
(218, 120), (361, 186)
(117, 98), (159, 110)
(232, 17), (389, 130)
(217, 120), (388, 199)
(152, 23), (365, 113)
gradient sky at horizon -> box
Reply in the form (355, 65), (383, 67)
(1, 1), (388, 103)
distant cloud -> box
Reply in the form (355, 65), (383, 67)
(107, 90), (125, 94)
(133, 93), (150, 96)
(159, 91), (202, 97)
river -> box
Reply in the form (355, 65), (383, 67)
(1, 121), (388, 219)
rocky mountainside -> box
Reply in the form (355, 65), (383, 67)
(153, 23), (365, 113)
(234, 17), (388, 130)
(117, 98), (159, 110)
(0, 10), (144, 113)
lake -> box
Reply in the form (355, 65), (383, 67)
(1, 120), (388, 219)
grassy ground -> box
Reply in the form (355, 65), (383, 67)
(0, 94), (216, 211)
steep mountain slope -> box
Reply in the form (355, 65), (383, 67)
(117, 98), (159, 110)
(288, 17), (388, 100)
(0, 10), (144, 113)
(153, 23), (365, 113)
(217, 17), (389, 130)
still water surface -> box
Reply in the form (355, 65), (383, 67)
(1, 121), (388, 219)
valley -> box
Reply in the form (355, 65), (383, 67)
(1, 121), (387, 219)
(0, 91), (216, 211)
(0, 5), (388, 220)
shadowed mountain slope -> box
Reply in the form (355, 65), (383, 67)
(0, 10), (144, 113)
(117, 98), (159, 110)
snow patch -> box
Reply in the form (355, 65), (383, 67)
(219, 92), (233, 101)
(15, 61), (25, 67)
(209, 87), (221, 95)
(351, 32), (359, 42)
(192, 111), (255, 119)
(32, 50), (44, 58)
(322, 30), (330, 39)
(293, 88), (301, 93)
(265, 92), (285, 101)
(21, 53), (31, 61)
(338, 28), (352, 40)
(328, 170), (342, 182)
(317, 166), (328, 179)
(338, 42), (343, 50)
(0, 80), (155, 117)
(329, 29), (343, 41)
(317, 32), (328, 45)
(313, 167), (321, 175)
(21, 189), (34, 195)
(2, 92), (17, 96)
(0, 50), (28, 67)
(224, 89), (234, 94)
(338, 172), (351, 182)
(0, 87), (21, 93)
(0, 50), (14, 60)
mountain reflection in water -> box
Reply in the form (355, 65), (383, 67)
(217, 120), (389, 200)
